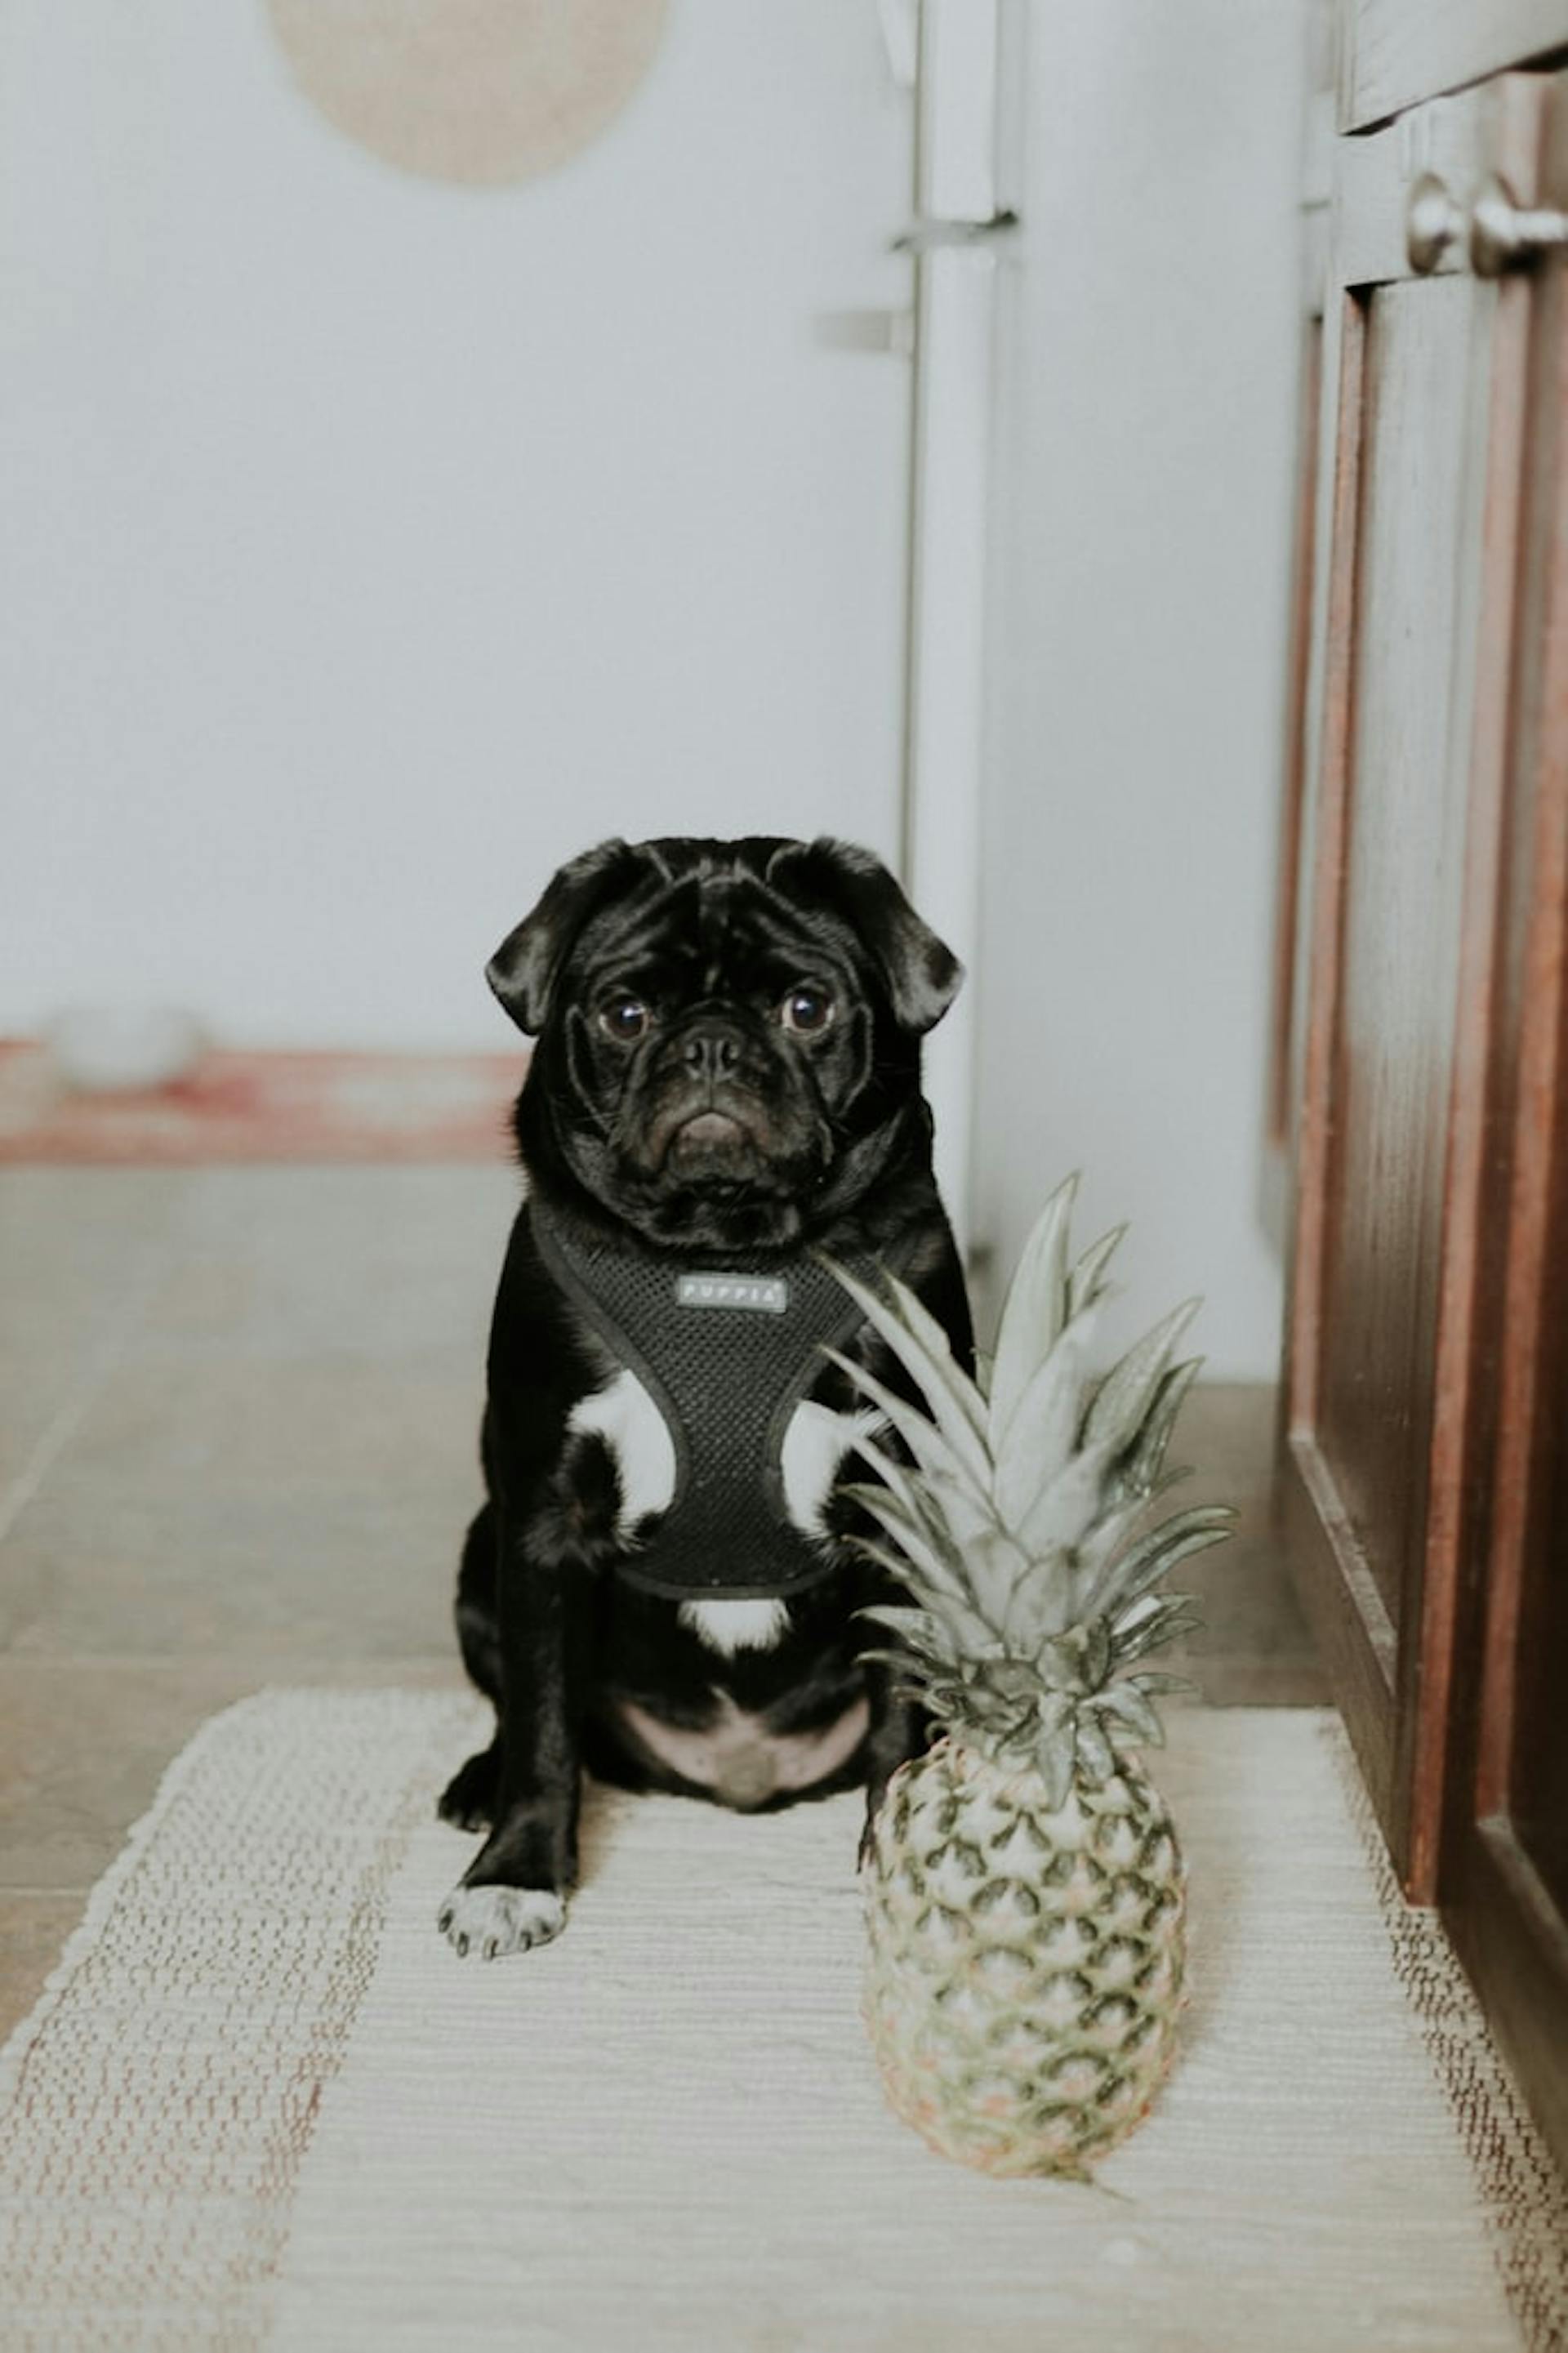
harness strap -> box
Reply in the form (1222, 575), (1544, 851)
(531, 1199), (885, 1601)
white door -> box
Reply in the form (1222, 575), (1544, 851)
(898, 0), (1013, 1259)
(968, 3), (1305, 1375)
(0, 1), (916, 1049)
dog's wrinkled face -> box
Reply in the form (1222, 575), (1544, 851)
(488, 836), (961, 1246)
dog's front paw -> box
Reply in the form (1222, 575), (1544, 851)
(437, 1883), (567, 1959)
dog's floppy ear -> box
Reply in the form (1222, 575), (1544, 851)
(768, 838), (963, 1036)
(487, 838), (644, 1036)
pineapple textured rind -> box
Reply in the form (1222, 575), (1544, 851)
(862, 1736), (1186, 2178)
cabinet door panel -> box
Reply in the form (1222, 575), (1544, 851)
(1317, 277), (1477, 1642)
(1281, 74), (1547, 1895)
(1442, 82), (1568, 2167)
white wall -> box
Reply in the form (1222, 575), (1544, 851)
(973, 0), (1307, 1381)
(0, 2), (912, 1048)
(2, 0), (1307, 1381)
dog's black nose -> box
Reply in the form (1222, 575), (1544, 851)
(680, 1025), (743, 1082)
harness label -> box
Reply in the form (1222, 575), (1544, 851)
(675, 1272), (790, 1316)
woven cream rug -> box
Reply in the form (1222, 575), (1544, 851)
(1, 1696), (1563, 2351)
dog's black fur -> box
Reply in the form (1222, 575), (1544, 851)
(437, 836), (973, 1958)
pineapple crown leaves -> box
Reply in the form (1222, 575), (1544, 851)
(819, 1179), (1237, 1799)
(987, 1172), (1087, 1449)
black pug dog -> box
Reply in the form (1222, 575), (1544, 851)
(437, 835), (973, 1959)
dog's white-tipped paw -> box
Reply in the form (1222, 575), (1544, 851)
(437, 1884), (566, 1959)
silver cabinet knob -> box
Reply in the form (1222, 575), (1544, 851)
(1406, 172), (1463, 274)
(1470, 172), (1568, 278)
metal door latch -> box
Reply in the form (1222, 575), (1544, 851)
(891, 208), (1019, 255)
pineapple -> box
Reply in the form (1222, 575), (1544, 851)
(823, 1174), (1235, 2180)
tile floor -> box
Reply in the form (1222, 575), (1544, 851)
(0, 1166), (1325, 2039)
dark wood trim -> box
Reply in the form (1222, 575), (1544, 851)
(1474, 739), (1568, 1826)
(1280, 1429), (1398, 1836)
(1287, 291), (1365, 1442)
(1267, 317), (1325, 1155)
(1451, 1821), (1568, 2173)
(1276, 290), (1428, 1865)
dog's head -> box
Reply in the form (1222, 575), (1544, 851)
(488, 836), (961, 1247)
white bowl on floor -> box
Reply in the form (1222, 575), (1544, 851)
(45, 1005), (207, 1094)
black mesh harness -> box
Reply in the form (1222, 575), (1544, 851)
(530, 1198), (890, 1602)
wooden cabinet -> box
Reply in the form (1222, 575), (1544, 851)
(1443, 78), (1568, 2169)
(1276, 4), (1568, 2178)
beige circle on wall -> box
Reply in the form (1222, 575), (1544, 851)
(265, 0), (669, 187)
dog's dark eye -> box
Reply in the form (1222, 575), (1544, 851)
(599, 996), (650, 1042)
(780, 985), (835, 1036)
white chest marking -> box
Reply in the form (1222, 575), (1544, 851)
(615, 1691), (871, 1808)
(778, 1401), (882, 1536)
(678, 1597), (792, 1655)
(567, 1369), (675, 1534)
